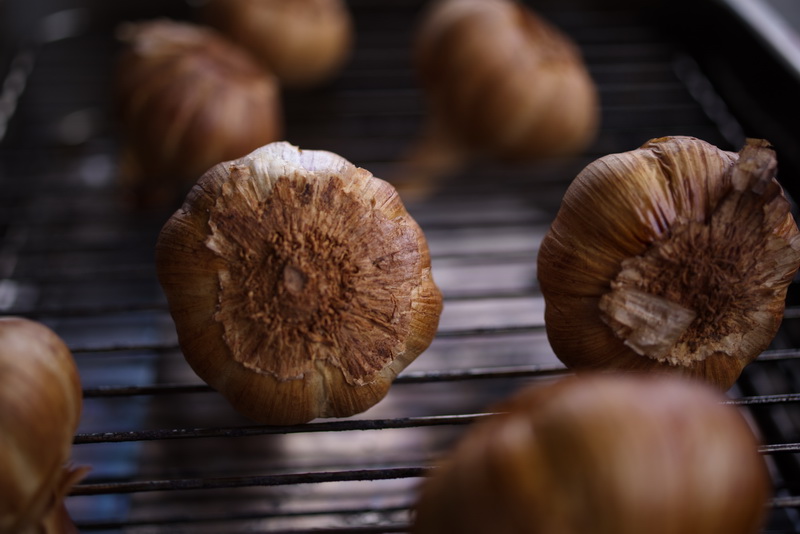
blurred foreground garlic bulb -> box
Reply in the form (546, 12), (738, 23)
(413, 373), (771, 534)
(156, 142), (443, 425)
(538, 137), (800, 390)
(114, 19), (282, 207)
(201, 0), (354, 87)
(413, 0), (599, 162)
(0, 318), (87, 534)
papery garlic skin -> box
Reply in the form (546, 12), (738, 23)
(413, 374), (771, 534)
(537, 137), (800, 390)
(114, 19), (283, 206)
(0, 318), (85, 534)
(202, 0), (354, 87)
(156, 141), (443, 425)
(413, 0), (599, 160)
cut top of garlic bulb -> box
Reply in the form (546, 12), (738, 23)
(413, 373), (771, 534)
(537, 137), (800, 390)
(413, 0), (599, 160)
(0, 318), (85, 534)
(156, 142), (443, 425)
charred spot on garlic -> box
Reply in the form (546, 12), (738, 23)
(538, 137), (800, 390)
(156, 142), (443, 424)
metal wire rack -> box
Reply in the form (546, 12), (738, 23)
(3, 0), (800, 532)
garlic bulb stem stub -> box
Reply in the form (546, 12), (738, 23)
(537, 136), (800, 390)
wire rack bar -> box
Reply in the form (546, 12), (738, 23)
(70, 466), (428, 496)
(75, 505), (411, 532)
(71, 396), (800, 446)
(81, 364), (567, 399)
(73, 413), (491, 444)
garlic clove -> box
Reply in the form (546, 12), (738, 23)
(113, 19), (283, 207)
(200, 0), (354, 88)
(0, 317), (87, 534)
(156, 141), (443, 425)
(413, 373), (771, 534)
(537, 137), (800, 390)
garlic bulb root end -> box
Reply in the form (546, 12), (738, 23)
(157, 142), (443, 424)
(538, 136), (800, 390)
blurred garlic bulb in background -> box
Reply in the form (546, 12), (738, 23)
(114, 19), (283, 207)
(408, 0), (598, 181)
(156, 142), (443, 425)
(201, 0), (354, 87)
(413, 373), (771, 534)
(0, 318), (87, 534)
(537, 137), (800, 390)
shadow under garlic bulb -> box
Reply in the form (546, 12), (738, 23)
(156, 142), (443, 425)
(413, 373), (771, 534)
(537, 136), (800, 390)
(0, 318), (87, 534)
(413, 0), (599, 162)
(114, 19), (282, 207)
(201, 0), (354, 87)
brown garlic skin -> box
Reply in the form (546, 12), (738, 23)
(0, 318), (87, 534)
(413, 373), (771, 534)
(537, 137), (800, 390)
(114, 19), (283, 207)
(413, 0), (599, 161)
(156, 142), (443, 425)
(201, 0), (354, 87)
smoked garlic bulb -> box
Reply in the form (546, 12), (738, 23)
(114, 19), (282, 206)
(156, 142), (443, 425)
(413, 0), (599, 160)
(201, 0), (354, 87)
(0, 318), (86, 534)
(413, 373), (771, 534)
(538, 137), (800, 390)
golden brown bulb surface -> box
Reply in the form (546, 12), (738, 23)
(413, 0), (599, 161)
(0, 318), (86, 534)
(156, 142), (443, 425)
(537, 137), (800, 390)
(413, 373), (771, 534)
(114, 19), (282, 206)
(201, 0), (354, 87)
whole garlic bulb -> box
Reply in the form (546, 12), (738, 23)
(413, 0), (599, 161)
(0, 318), (87, 534)
(114, 19), (283, 206)
(538, 137), (800, 390)
(156, 141), (443, 425)
(201, 0), (354, 87)
(413, 373), (771, 534)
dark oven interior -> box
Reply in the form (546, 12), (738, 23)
(3, 0), (800, 532)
